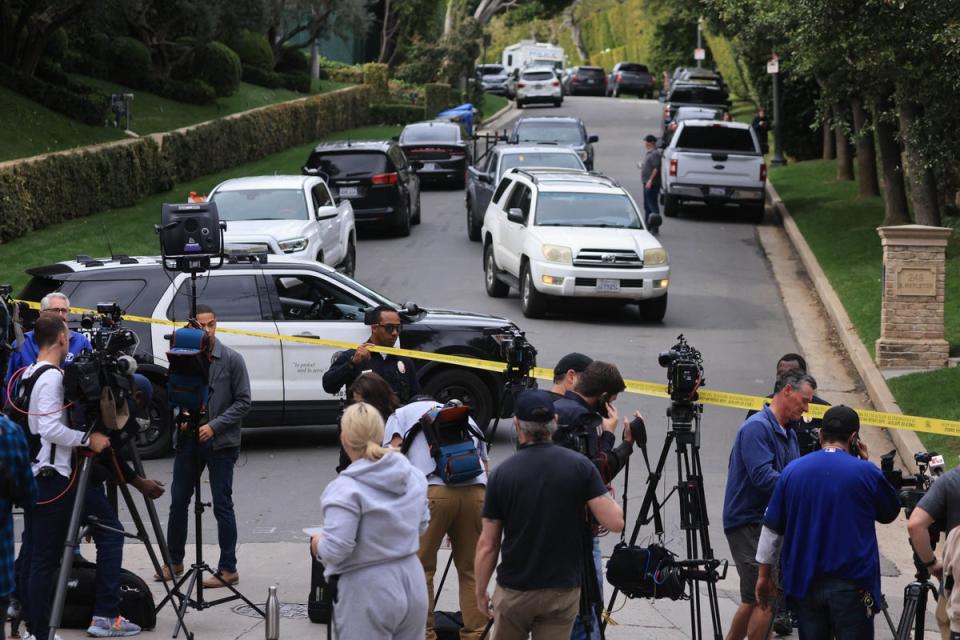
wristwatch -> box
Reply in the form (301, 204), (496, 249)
(924, 556), (938, 568)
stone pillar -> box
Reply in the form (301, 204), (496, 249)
(876, 225), (952, 369)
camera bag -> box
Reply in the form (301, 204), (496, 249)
(307, 554), (336, 624)
(434, 610), (463, 640)
(60, 560), (156, 629)
(606, 542), (685, 600)
(402, 404), (484, 484)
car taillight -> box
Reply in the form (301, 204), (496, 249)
(616, 72), (622, 82)
(669, 158), (678, 177)
(551, 79), (560, 86)
(450, 150), (465, 157)
(517, 82), (526, 88)
(760, 164), (767, 182)
(371, 172), (398, 185)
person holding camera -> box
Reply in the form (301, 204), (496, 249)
(755, 406), (900, 638)
(161, 304), (251, 589)
(384, 394), (489, 640)
(475, 390), (624, 640)
(547, 352), (593, 401)
(722, 370), (815, 640)
(311, 402), (430, 640)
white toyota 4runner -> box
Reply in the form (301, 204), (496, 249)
(208, 175), (357, 276)
(660, 120), (766, 223)
(481, 168), (670, 320)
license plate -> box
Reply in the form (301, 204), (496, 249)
(596, 279), (620, 292)
(535, 83), (543, 89)
(709, 187), (725, 196)
(422, 163), (435, 171)
(338, 186), (358, 197)
(587, 79), (596, 84)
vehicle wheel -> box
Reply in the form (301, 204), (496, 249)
(639, 293), (668, 323)
(412, 192), (422, 225)
(466, 200), (481, 242)
(554, 99), (561, 107)
(337, 239), (356, 278)
(422, 369), (494, 431)
(516, 100), (524, 109)
(520, 263), (548, 318)
(136, 383), (173, 459)
(484, 244), (509, 298)
(744, 204), (765, 224)
(663, 194), (680, 218)
(394, 201), (411, 237)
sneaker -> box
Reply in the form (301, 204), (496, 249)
(6, 597), (19, 620)
(87, 615), (141, 637)
(773, 609), (793, 636)
(153, 563), (184, 582)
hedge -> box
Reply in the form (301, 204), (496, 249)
(369, 103), (425, 125)
(231, 30), (274, 71)
(363, 63), (389, 103)
(424, 83), (452, 119)
(242, 64), (281, 89)
(0, 85), (373, 241)
(280, 72), (311, 94)
(0, 64), (108, 126)
(194, 42), (242, 97)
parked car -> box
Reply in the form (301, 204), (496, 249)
(399, 121), (471, 189)
(464, 145), (585, 241)
(18, 254), (536, 457)
(673, 67), (725, 90)
(515, 66), (563, 108)
(481, 168), (669, 320)
(509, 116), (598, 170)
(562, 66), (607, 96)
(660, 120), (766, 223)
(661, 84), (731, 133)
(476, 64), (509, 95)
(659, 106), (725, 148)
(207, 176), (356, 277)
(303, 140), (421, 237)
(607, 62), (655, 98)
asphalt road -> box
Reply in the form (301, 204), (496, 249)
(124, 96), (797, 567)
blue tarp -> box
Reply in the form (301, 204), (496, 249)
(437, 103), (476, 136)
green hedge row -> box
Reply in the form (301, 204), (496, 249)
(243, 65), (312, 94)
(369, 103), (425, 125)
(0, 85), (373, 242)
(0, 64), (108, 126)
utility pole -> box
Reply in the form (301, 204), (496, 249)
(696, 16), (703, 68)
(768, 54), (786, 166)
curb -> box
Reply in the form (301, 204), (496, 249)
(765, 181), (924, 473)
(480, 101), (514, 129)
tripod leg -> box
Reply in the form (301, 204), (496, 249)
(127, 442), (181, 585)
(48, 457), (94, 640)
(173, 569), (200, 639)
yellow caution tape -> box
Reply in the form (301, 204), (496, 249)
(19, 300), (960, 437)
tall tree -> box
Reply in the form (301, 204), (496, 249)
(850, 95), (879, 197)
(0, 0), (91, 74)
(264, 0), (371, 58)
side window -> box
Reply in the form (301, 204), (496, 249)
(505, 183), (531, 218)
(492, 177), (513, 205)
(484, 151), (498, 175)
(167, 275), (263, 322)
(68, 279), (147, 314)
(312, 184), (332, 209)
(272, 274), (367, 322)
(390, 148), (406, 171)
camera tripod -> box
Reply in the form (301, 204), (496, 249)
(601, 401), (725, 640)
(875, 546), (940, 640)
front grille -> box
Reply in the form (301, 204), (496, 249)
(573, 249), (643, 268)
(575, 278), (644, 288)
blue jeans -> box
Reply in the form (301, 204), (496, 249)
(791, 576), (874, 640)
(167, 438), (240, 573)
(569, 537), (603, 640)
(643, 185), (660, 228)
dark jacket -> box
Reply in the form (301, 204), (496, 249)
(553, 390), (632, 484)
(190, 339), (251, 451)
(322, 346), (420, 403)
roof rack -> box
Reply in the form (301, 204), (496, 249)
(226, 253), (268, 265)
(508, 168), (619, 187)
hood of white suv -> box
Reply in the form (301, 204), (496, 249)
(529, 225), (663, 254)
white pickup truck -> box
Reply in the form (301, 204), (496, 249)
(660, 120), (766, 223)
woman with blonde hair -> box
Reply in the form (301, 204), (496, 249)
(310, 402), (429, 639)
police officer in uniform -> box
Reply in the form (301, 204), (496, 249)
(322, 305), (420, 471)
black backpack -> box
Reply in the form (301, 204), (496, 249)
(401, 404), (485, 484)
(2, 363), (58, 463)
(60, 559), (157, 630)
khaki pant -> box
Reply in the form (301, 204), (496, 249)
(490, 584), (580, 640)
(937, 591), (950, 640)
(420, 484), (487, 640)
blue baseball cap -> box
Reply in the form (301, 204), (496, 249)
(513, 389), (556, 422)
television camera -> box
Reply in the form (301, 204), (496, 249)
(658, 335), (704, 430)
(881, 449), (945, 517)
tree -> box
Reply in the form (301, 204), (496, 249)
(1, 0), (92, 74)
(263, 0), (371, 58)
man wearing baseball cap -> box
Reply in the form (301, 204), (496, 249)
(474, 390), (623, 640)
(639, 134), (662, 231)
(548, 353), (593, 400)
(755, 406), (900, 637)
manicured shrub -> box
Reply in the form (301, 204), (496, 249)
(369, 103), (425, 125)
(0, 64), (108, 126)
(276, 47), (310, 74)
(242, 64), (281, 89)
(231, 30), (274, 71)
(193, 42), (241, 97)
(110, 37), (153, 88)
(279, 72), (311, 93)
(362, 63), (389, 103)
(424, 83), (452, 119)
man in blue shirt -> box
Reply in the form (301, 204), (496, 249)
(722, 370), (815, 640)
(755, 405), (900, 639)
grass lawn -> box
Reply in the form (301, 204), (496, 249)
(770, 159), (960, 458)
(0, 124), (401, 292)
(480, 92), (508, 119)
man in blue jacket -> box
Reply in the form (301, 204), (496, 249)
(722, 370), (816, 640)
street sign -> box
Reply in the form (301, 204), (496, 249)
(694, 48), (706, 61)
(767, 56), (779, 74)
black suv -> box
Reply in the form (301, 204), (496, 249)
(19, 255), (534, 457)
(303, 140), (421, 237)
(399, 121), (472, 189)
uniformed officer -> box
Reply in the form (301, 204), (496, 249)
(322, 305), (420, 471)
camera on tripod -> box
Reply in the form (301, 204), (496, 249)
(881, 449), (944, 517)
(658, 334), (704, 403)
(607, 542), (725, 601)
(488, 326), (537, 389)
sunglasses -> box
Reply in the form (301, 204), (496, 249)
(377, 323), (402, 333)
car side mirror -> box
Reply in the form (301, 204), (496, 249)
(507, 207), (525, 224)
(316, 205), (338, 219)
(647, 213), (662, 230)
(303, 166), (319, 176)
(588, 135), (599, 143)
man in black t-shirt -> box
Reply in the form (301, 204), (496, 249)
(474, 390), (624, 639)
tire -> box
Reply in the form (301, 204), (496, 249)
(516, 100), (525, 109)
(337, 239), (356, 278)
(484, 243), (509, 298)
(744, 204), (765, 224)
(394, 200), (411, 237)
(663, 194), (680, 218)
(136, 383), (173, 459)
(466, 199), (481, 241)
(412, 192), (422, 225)
(520, 263), (548, 318)
(422, 369), (494, 431)
(553, 99), (561, 107)
(639, 293), (668, 323)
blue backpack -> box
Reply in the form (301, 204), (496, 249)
(402, 404), (485, 484)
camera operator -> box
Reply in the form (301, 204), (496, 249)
(755, 406), (900, 637)
(3, 293), (92, 403)
(908, 457), (960, 639)
(474, 390), (624, 640)
(323, 305), (420, 472)
(161, 304), (251, 589)
(547, 353), (593, 401)
(384, 395), (489, 640)
(722, 370), (815, 640)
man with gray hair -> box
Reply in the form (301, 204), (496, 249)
(3, 293), (91, 403)
(722, 370), (816, 640)
(474, 390), (624, 640)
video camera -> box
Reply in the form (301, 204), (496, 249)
(881, 449), (944, 517)
(489, 326), (537, 389)
(658, 334), (704, 403)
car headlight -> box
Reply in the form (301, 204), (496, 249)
(278, 237), (309, 253)
(542, 244), (573, 264)
(643, 248), (668, 265)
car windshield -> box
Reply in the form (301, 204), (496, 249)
(324, 270), (397, 308)
(618, 63), (648, 73)
(535, 192), (642, 229)
(307, 152), (388, 178)
(669, 86), (727, 104)
(498, 152), (584, 179)
(210, 189), (309, 221)
(514, 122), (584, 145)
(676, 107), (721, 121)
(479, 65), (504, 76)
(522, 71), (555, 81)
(577, 68), (605, 78)
(676, 125), (758, 153)
(401, 125), (459, 144)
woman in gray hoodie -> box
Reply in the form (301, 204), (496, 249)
(310, 402), (430, 639)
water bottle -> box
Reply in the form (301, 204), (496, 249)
(265, 585), (280, 640)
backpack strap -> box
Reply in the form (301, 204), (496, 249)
(17, 364), (59, 465)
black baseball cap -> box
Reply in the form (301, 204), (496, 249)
(553, 352), (593, 378)
(821, 405), (860, 437)
(513, 389), (556, 422)
(643, 134), (657, 143)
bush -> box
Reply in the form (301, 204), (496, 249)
(369, 103), (425, 125)
(193, 42), (241, 97)
(164, 78), (217, 105)
(231, 30), (274, 71)
(279, 72), (311, 94)
(0, 64), (108, 126)
(242, 64), (281, 89)
(324, 64), (363, 84)
(424, 83), (452, 119)
(362, 63), (389, 103)
(44, 29), (69, 63)
(276, 47), (310, 74)
(110, 37), (153, 88)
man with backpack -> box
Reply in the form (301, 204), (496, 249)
(385, 397), (489, 640)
